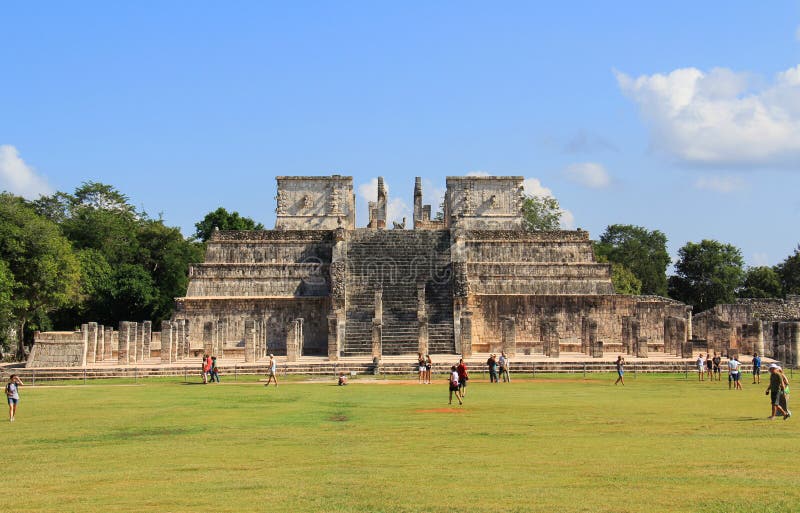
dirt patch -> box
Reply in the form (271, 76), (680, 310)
(329, 414), (349, 422)
(415, 408), (464, 414)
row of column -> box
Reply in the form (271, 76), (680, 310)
(116, 321), (154, 364)
(158, 319), (190, 364)
(83, 322), (119, 364)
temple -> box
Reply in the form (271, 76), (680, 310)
(168, 174), (691, 361)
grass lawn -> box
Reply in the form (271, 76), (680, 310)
(5, 374), (799, 513)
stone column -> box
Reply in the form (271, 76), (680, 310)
(754, 320), (765, 357)
(622, 317), (635, 356)
(142, 321), (152, 360)
(628, 319), (641, 357)
(244, 320), (256, 363)
(128, 322), (139, 363)
(286, 319), (300, 362)
(501, 316), (516, 357)
(327, 314), (340, 361)
(637, 336), (649, 358)
(790, 322), (800, 367)
(203, 322), (214, 355)
(417, 284), (428, 357)
(588, 320), (601, 358)
(674, 317), (687, 357)
(183, 320), (191, 358)
(681, 340), (693, 359)
(374, 288), (385, 358)
(80, 324), (89, 367)
(541, 319), (559, 357)
(459, 310), (473, 358)
(161, 321), (173, 364)
(87, 322), (98, 364)
(215, 320), (226, 357)
(118, 321), (130, 365)
(104, 327), (114, 360)
(96, 325), (105, 362)
(580, 317), (591, 355)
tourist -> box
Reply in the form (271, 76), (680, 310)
(425, 354), (432, 385)
(727, 355), (742, 390)
(418, 354), (426, 384)
(5, 374), (23, 422)
(777, 366), (791, 419)
(712, 353), (722, 381)
(499, 351), (511, 382)
(765, 364), (789, 419)
(209, 356), (220, 383)
(448, 365), (463, 405)
(265, 354), (278, 387)
(696, 354), (705, 381)
(456, 358), (469, 397)
(706, 354), (714, 381)
(752, 352), (762, 384)
(487, 354), (498, 383)
(338, 372), (348, 386)
(614, 355), (625, 386)
(202, 354), (211, 384)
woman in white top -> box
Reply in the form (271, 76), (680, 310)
(448, 366), (463, 405)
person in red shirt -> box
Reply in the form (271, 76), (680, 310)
(202, 354), (212, 384)
(456, 358), (469, 397)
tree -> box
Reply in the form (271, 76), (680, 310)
(0, 260), (16, 353)
(738, 266), (782, 299)
(775, 246), (800, 296)
(194, 207), (264, 242)
(0, 194), (81, 357)
(521, 195), (562, 231)
(596, 255), (642, 295)
(594, 225), (670, 296)
(668, 240), (745, 313)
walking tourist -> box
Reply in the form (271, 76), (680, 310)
(728, 355), (742, 390)
(209, 356), (220, 383)
(499, 351), (511, 382)
(487, 354), (499, 383)
(706, 354), (714, 381)
(696, 354), (705, 381)
(752, 353), (762, 384)
(766, 364), (789, 420)
(448, 365), (463, 405)
(425, 354), (432, 384)
(6, 374), (23, 422)
(777, 366), (791, 419)
(418, 354), (426, 384)
(456, 358), (469, 397)
(614, 355), (625, 386)
(712, 353), (722, 381)
(265, 354), (278, 387)
(202, 354), (211, 384)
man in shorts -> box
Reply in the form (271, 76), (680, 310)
(456, 358), (469, 397)
(752, 352), (762, 384)
(728, 355), (743, 390)
(696, 354), (705, 382)
(766, 364), (789, 419)
(265, 354), (278, 387)
(712, 353), (722, 381)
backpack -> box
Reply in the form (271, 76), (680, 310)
(5, 383), (13, 397)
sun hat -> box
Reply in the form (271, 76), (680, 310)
(768, 363), (779, 369)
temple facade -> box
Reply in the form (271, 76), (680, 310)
(173, 175), (692, 361)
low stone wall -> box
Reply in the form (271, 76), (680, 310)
(27, 330), (87, 367)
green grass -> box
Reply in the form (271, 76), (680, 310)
(4, 375), (799, 513)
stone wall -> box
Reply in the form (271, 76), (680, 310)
(444, 176), (524, 230)
(275, 175), (355, 230)
(27, 330), (88, 367)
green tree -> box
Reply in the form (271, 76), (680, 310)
(194, 207), (264, 242)
(0, 194), (81, 357)
(522, 195), (562, 231)
(775, 246), (800, 296)
(596, 255), (642, 295)
(668, 240), (745, 312)
(594, 225), (670, 296)
(0, 259), (16, 353)
(738, 266), (782, 299)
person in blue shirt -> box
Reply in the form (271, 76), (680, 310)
(752, 352), (762, 384)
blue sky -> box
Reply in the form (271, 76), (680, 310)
(1, 1), (799, 267)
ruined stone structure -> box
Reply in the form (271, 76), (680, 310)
(27, 174), (698, 366)
(693, 296), (800, 366)
(170, 174), (691, 360)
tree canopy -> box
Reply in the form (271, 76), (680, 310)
(594, 224), (670, 296)
(194, 207), (264, 242)
(775, 246), (800, 296)
(521, 195), (562, 231)
(738, 266), (782, 299)
(668, 239), (745, 312)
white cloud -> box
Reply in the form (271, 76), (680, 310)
(0, 145), (52, 199)
(563, 162), (611, 189)
(421, 178), (445, 214)
(616, 65), (800, 166)
(356, 178), (411, 226)
(521, 177), (575, 229)
(693, 175), (745, 193)
(466, 170), (491, 177)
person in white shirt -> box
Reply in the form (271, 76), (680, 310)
(448, 365), (463, 406)
(728, 356), (742, 390)
(696, 354), (705, 382)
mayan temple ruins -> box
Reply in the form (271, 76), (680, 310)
(26, 174), (800, 369)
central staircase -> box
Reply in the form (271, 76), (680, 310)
(342, 230), (454, 356)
